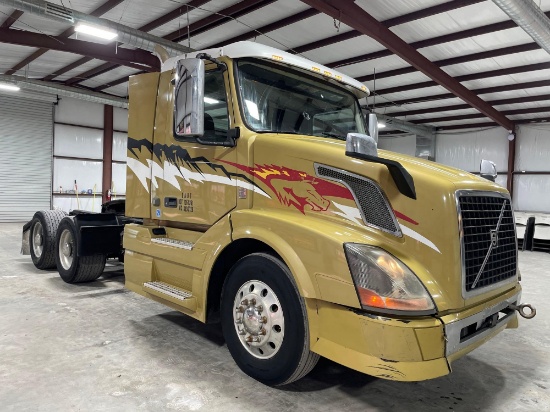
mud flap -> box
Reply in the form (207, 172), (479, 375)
(21, 220), (31, 255)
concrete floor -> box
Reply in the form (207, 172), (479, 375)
(0, 222), (548, 412)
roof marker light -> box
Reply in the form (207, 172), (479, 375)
(75, 23), (118, 40)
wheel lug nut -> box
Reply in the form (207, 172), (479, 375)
(235, 319), (242, 324)
(250, 298), (256, 305)
(236, 306), (244, 313)
(241, 299), (249, 306)
(262, 316), (268, 324)
(260, 328), (266, 335)
(257, 305), (263, 313)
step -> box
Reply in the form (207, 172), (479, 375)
(151, 237), (194, 250)
(143, 281), (197, 311)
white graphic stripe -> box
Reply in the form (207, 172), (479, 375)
(332, 201), (363, 225)
(126, 157), (271, 198)
(401, 225), (441, 253)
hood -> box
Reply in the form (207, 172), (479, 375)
(242, 134), (515, 313)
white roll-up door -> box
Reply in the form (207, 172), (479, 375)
(0, 95), (53, 222)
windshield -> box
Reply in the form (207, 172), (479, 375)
(236, 59), (366, 139)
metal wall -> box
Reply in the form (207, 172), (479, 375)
(0, 94), (53, 222)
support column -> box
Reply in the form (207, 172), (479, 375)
(507, 133), (516, 199)
(102, 104), (114, 203)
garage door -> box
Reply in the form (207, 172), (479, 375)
(0, 95), (53, 222)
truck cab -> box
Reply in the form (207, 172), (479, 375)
(121, 41), (532, 385)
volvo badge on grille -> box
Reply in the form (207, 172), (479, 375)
(471, 200), (507, 289)
(490, 229), (499, 248)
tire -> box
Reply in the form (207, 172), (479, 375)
(55, 217), (106, 284)
(221, 253), (319, 385)
(29, 210), (68, 270)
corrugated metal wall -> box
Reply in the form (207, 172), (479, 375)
(0, 95), (53, 222)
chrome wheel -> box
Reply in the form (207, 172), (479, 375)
(32, 221), (44, 258)
(233, 280), (285, 359)
(58, 228), (74, 270)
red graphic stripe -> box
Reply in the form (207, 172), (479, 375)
(394, 210), (418, 225)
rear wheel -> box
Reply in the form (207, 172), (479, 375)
(55, 218), (106, 283)
(221, 253), (319, 385)
(29, 210), (67, 269)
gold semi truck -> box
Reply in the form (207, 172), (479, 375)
(23, 41), (535, 386)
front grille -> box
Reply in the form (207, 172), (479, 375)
(316, 165), (399, 235)
(458, 193), (517, 293)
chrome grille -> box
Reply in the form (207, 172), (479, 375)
(458, 192), (517, 294)
(316, 164), (400, 235)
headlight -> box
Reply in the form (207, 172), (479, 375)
(344, 243), (435, 314)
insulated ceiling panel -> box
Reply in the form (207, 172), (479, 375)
(189, 2), (325, 50)
(52, 58), (106, 82)
(79, 66), (140, 89)
(148, 0), (238, 39)
(10, 49), (83, 78)
(101, 0), (181, 30)
(390, 2), (510, 44)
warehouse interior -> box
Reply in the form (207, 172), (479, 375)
(0, 0), (549, 410)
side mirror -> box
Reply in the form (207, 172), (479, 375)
(346, 133), (378, 157)
(480, 159), (497, 182)
(368, 113), (379, 144)
(174, 58), (205, 138)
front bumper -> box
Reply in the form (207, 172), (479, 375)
(310, 285), (521, 381)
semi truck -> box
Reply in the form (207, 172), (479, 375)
(22, 41), (536, 386)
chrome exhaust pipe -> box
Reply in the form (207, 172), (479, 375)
(510, 303), (536, 319)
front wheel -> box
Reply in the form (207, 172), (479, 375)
(221, 253), (319, 385)
(55, 218), (106, 284)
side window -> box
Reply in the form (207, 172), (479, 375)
(203, 70), (229, 143)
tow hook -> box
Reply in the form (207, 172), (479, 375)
(510, 303), (537, 319)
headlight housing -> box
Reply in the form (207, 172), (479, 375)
(344, 243), (436, 315)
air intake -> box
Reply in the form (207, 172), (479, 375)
(45, 2), (73, 22)
(316, 164), (400, 236)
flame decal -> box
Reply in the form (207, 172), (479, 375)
(219, 161), (354, 214)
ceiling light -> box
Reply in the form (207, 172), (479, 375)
(74, 23), (118, 40)
(0, 83), (20, 91)
(204, 97), (219, 104)
(377, 122), (386, 128)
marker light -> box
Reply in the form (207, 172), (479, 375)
(344, 244), (435, 313)
(0, 84), (20, 91)
(74, 23), (118, 40)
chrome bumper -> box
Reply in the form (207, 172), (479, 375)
(445, 291), (520, 357)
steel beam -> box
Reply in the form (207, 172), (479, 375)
(412, 106), (550, 124)
(374, 80), (550, 109)
(165, 0), (273, 43)
(3, 0), (124, 75)
(209, 8), (320, 48)
(291, 0), (484, 54)
(65, 0), (271, 85)
(326, 9), (550, 69)
(358, 42), (540, 83)
(0, 9), (23, 28)
(102, 105), (114, 203)
(389, 93), (550, 117)
(435, 116), (550, 130)
(376, 62), (550, 96)
(300, 0), (514, 130)
(0, 28), (159, 71)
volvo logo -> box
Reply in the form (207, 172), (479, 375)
(490, 229), (499, 248)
